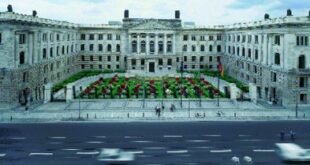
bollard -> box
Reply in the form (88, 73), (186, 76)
(127, 113), (129, 118)
(87, 113), (89, 119)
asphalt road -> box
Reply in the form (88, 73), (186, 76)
(1, 121), (310, 165)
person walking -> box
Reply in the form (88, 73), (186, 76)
(280, 131), (285, 141)
(290, 130), (295, 141)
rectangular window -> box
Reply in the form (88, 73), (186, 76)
(56, 34), (60, 41)
(19, 34), (26, 44)
(43, 33), (47, 42)
(0, 33), (2, 44)
(81, 34), (86, 40)
(200, 36), (205, 41)
(184, 56), (187, 62)
(217, 35), (221, 41)
(297, 36), (309, 46)
(80, 44), (85, 51)
(191, 35), (196, 41)
(209, 56), (212, 62)
(209, 36), (214, 41)
(271, 72), (277, 82)
(274, 53), (280, 65)
(192, 56), (196, 62)
(275, 35), (280, 45)
(255, 49), (259, 60)
(81, 56), (85, 61)
(89, 34), (94, 40)
(116, 56), (120, 62)
(116, 35), (121, 40)
(248, 35), (252, 43)
(167, 59), (172, 65)
(107, 56), (111, 62)
(159, 59), (163, 65)
(99, 56), (102, 61)
(98, 34), (103, 40)
(89, 44), (94, 51)
(183, 35), (188, 41)
(255, 35), (259, 44)
(90, 56), (93, 61)
(50, 33), (54, 42)
(107, 34), (112, 40)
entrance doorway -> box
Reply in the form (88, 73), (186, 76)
(149, 62), (155, 73)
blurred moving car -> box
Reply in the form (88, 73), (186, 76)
(275, 143), (310, 163)
(97, 148), (135, 164)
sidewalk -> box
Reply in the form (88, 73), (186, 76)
(1, 99), (309, 123)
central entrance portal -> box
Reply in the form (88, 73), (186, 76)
(149, 62), (155, 73)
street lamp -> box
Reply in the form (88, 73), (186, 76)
(180, 61), (184, 108)
(78, 86), (81, 119)
(294, 79), (299, 118)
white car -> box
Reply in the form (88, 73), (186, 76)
(275, 143), (310, 163)
(97, 148), (135, 164)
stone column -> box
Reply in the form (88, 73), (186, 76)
(229, 83), (238, 102)
(146, 34), (150, 55)
(173, 34), (176, 54)
(249, 83), (257, 104)
(137, 34), (140, 54)
(44, 83), (53, 103)
(155, 34), (159, 55)
(164, 33), (167, 55)
(66, 83), (74, 103)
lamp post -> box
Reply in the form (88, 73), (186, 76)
(180, 61), (184, 108)
(294, 79), (299, 118)
(78, 86), (81, 119)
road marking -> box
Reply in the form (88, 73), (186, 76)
(163, 135), (183, 138)
(62, 148), (80, 151)
(127, 150), (144, 154)
(86, 141), (103, 144)
(202, 134), (221, 137)
(253, 149), (275, 152)
(124, 136), (140, 139)
(64, 157), (78, 159)
(144, 147), (166, 150)
(167, 150), (188, 154)
(93, 136), (106, 138)
(0, 153), (6, 157)
(186, 139), (209, 143)
(191, 146), (214, 149)
(210, 149), (232, 153)
(47, 142), (63, 145)
(76, 151), (99, 155)
(132, 140), (152, 143)
(137, 154), (152, 158)
(29, 153), (53, 156)
(238, 134), (251, 137)
(240, 139), (262, 142)
(10, 137), (26, 140)
(48, 136), (66, 139)
(177, 154), (191, 157)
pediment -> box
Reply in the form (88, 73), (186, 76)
(131, 21), (172, 30)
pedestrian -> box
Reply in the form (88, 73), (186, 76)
(162, 105), (165, 111)
(158, 106), (161, 117)
(290, 130), (295, 141)
(170, 104), (175, 112)
(280, 131), (285, 141)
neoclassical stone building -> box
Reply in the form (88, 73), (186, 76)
(0, 6), (309, 108)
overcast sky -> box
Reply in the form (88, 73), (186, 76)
(1, 0), (309, 26)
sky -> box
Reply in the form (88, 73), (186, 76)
(0, 0), (309, 26)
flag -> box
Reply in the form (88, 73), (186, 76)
(217, 62), (224, 77)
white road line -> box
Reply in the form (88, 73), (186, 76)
(127, 150), (144, 154)
(191, 146), (214, 149)
(238, 134), (251, 137)
(132, 140), (152, 143)
(124, 136), (140, 139)
(163, 135), (183, 138)
(210, 149), (232, 153)
(144, 147), (166, 150)
(253, 149), (275, 152)
(0, 153), (6, 157)
(186, 140), (209, 143)
(76, 151), (99, 155)
(29, 153), (53, 156)
(137, 154), (152, 158)
(62, 148), (80, 151)
(240, 139), (262, 142)
(202, 134), (221, 137)
(48, 137), (66, 139)
(86, 141), (103, 144)
(10, 137), (26, 140)
(167, 150), (188, 154)
(47, 142), (63, 144)
(93, 136), (106, 138)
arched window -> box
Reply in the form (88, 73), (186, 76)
(274, 53), (280, 65)
(98, 44), (103, 51)
(62, 46), (65, 55)
(167, 41), (172, 52)
(50, 48), (53, 57)
(242, 48), (245, 56)
(107, 44), (112, 52)
(141, 41), (146, 53)
(248, 49), (251, 58)
(298, 55), (306, 69)
(192, 45), (196, 52)
(116, 44), (120, 52)
(132, 41), (137, 53)
(200, 45), (205, 52)
(209, 45), (213, 52)
(43, 48), (47, 59)
(150, 41), (155, 53)
(217, 45), (221, 53)
(183, 45), (187, 52)
(19, 52), (25, 65)
(158, 41), (163, 53)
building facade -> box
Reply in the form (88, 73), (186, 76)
(0, 7), (309, 108)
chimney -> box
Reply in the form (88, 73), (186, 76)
(287, 9), (292, 16)
(175, 10), (180, 19)
(7, 4), (13, 12)
(264, 13), (270, 20)
(124, 10), (129, 19)
(32, 10), (37, 17)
